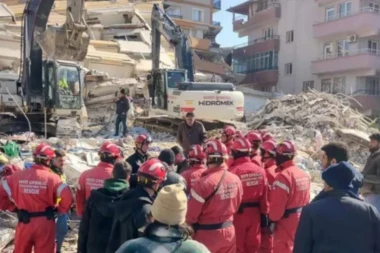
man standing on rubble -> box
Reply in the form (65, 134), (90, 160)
(78, 161), (131, 253)
(114, 88), (130, 137)
(229, 137), (268, 253)
(106, 158), (167, 253)
(187, 139), (243, 253)
(361, 133), (380, 210)
(50, 150), (69, 253)
(0, 143), (73, 253)
(177, 112), (207, 155)
(76, 142), (122, 216)
(171, 145), (189, 173)
(126, 134), (152, 189)
(294, 161), (380, 253)
(246, 131), (263, 167)
(268, 141), (310, 253)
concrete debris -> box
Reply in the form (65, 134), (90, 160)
(247, 90), (376, 167)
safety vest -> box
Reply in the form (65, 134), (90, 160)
(50, 168), (67, 205)
(58, 79), (69, 89)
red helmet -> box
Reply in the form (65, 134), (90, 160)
(261, 140), (277, 155)
(222, 125), (236, 136)
(0, 164), (21, 177)
(276, 140), (296, 156)
(204, 140), (229, 159)
(99, 142), (121, 157)
(135, 134), (152, 145)
(138, 158), (167, 183)
(235, 130), (244, 138)
(232, 137), (251, 152)
(245, 131), (262, 144)
(33, 143), (55, 160)
(262, 132), (274, 142)
(188, 145), (206, 162)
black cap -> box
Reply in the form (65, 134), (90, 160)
(322, 161), (356, 190)
(158, 149), (175, 166)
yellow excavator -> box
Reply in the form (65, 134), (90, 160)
(0, 0), (90, 137)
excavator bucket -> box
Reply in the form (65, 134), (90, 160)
(34, 24), (90, 62)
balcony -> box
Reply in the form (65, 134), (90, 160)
(213, 21), (221, 27)
(350, 90), (380, 116)
(233, 36), (280, 58)
(240, 67), (279, 87)
(167, 14), (183, 19)
(213, 0), (221, 11)
(311, 48), (380, 75)
(233, 3), (281, 35)
(313, 7), (380, 38)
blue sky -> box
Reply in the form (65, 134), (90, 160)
(214, 0), (248, 48)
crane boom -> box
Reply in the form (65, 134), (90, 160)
(21, 0), (89, 104)
(151, 3), (194, 82)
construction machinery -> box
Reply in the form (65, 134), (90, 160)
(135, 4), (245, 133)
(0, 0), (90, 137)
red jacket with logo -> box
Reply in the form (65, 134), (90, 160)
(264, 159), (279, 188)
(229, 157), (268, 214)
(76, 161), (113, 216)
(0, 164), (72, 213)
(180, 164), (207, 194)
(225, 140), (234, 167)
(251, 154), (263, 167)
(186, 164), (243, 225)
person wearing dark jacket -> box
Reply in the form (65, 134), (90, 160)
(171, 146), (189, 174)
(294, 161), (380, 253)
(312, 142), (363, 202)
(126, 134), (152, 189)
(114, 88), (130, 137)
(115, 184), (210, 253)
(77, 162), (131, 253)
(158, 149), (188, 190)
(106, 158), (167, 253)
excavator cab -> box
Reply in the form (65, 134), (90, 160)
(43, 61), (82, 111)
(148, 69), (187, 110)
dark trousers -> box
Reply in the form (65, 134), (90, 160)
(115, 114), (127, 136)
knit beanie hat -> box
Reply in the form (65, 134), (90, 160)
(158, 149), (175, 166)
(322, 161), (356, 190)
(151, 184), (187, 225)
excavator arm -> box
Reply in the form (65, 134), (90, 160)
(151, 3), (194, 81)
(21, 0), (89, 104)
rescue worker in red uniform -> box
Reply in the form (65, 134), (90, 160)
(262, 132), (274, 143)
(221, 125), (236, 167)
(229, 137), (268, 253)
(0, 143), (72, 253)
(187, 140), (243, 253)
(0, 164), (22, 211)
(259, 140), (278, 253)
(180, 145), (207, 194)
(246, 131), (263, 167)
(269, 141), (311, 253)
(76, 142), (121, 216)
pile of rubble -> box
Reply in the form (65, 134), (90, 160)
(247, 90), (376, 168)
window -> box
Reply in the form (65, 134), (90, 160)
(192, 9), (204, 22)
(324, 42), (333, 58)
(285, 63), (292, 75)
(325, 7), (335, 21)
(339, 1), (352, 18)
(321, 79), (332, 93)
(369, 3), (380, 12)
(264, 28), (273, 40)
(368, 40), (378, 54)
(232, 50), (278, 74)
(286, 31), (294, 43)
(366, 77), (380, 94)
(332, 77), (346, 94)
(167, 6), (181, 18)
(337, 40), (349, 56)
(303, 81), (314, 92)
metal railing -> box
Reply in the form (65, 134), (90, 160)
(167, 13), (183, 19)
(233, 15), (248, 22)
(233, 35), (280, 49)
(213, 0), (222, 9)
(233, 2), (280, 22)
(351, 89), (380, 96)
(317, 7), (380, 23)
(213, 21), (221, 26)
(316, 48), (380, 60)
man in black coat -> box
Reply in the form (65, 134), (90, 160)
(77, 162), (131, 253)
(114, 88), (130, 137)
(294, 161), (380, 253)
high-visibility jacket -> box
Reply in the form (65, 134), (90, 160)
(59, 79), (69, 89)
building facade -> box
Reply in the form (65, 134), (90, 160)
(163, 0), (234, 78)
(228, 0), (380, 115)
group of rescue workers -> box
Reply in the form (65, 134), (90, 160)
(1, 110), (380, 253)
